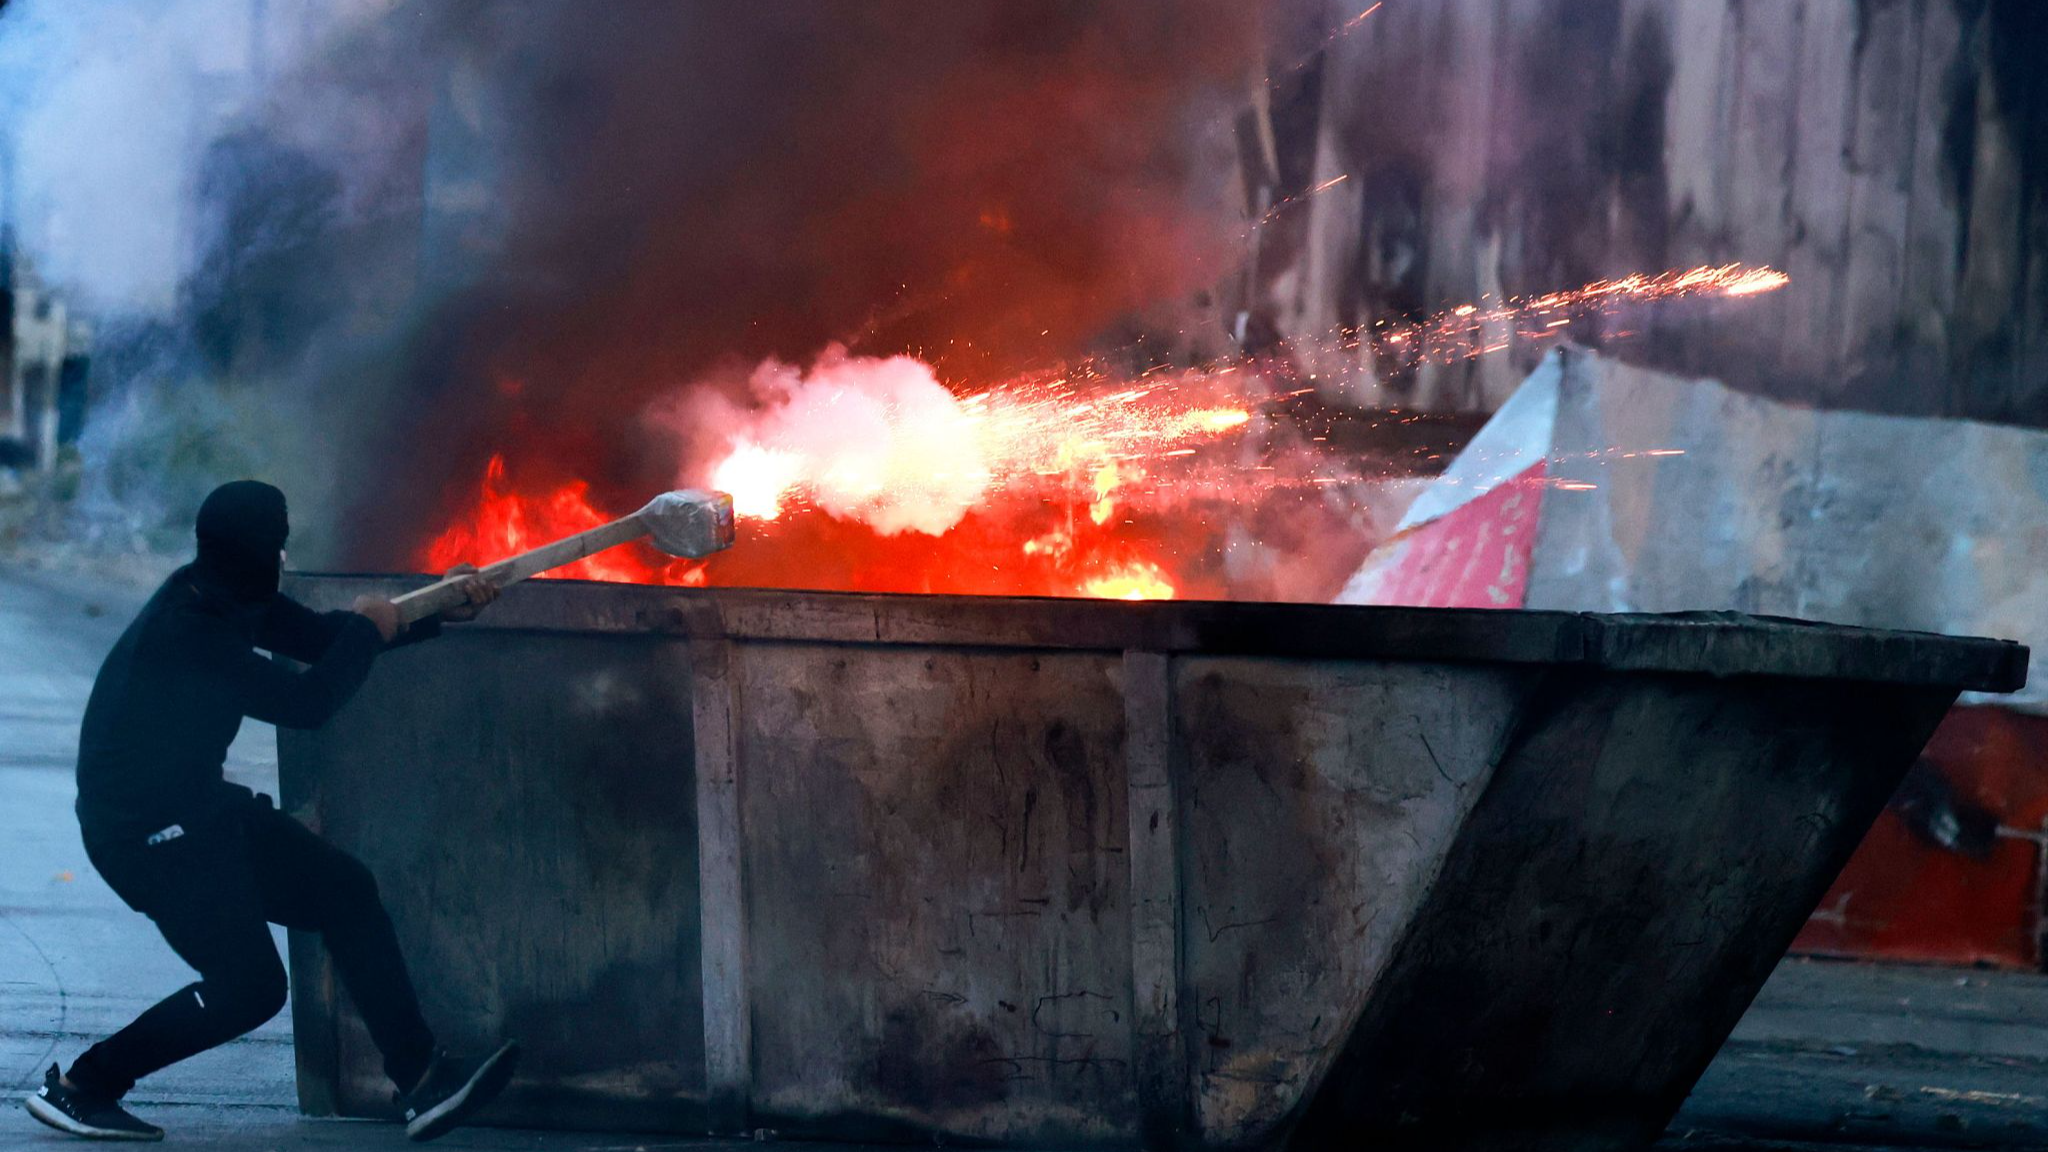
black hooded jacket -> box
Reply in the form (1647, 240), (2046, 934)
(74, 482), (436, 849)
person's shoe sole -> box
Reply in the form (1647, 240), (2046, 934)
(404, 1041), (520, 1142)
(23, 1095), (164, 1141)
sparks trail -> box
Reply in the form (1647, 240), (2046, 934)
(981, 264), (1788, 401)
(1343, 3), (1386, 32)
(709, 355), (1257, 533)
(1256, 174), (1351, 227)
(1356, 263), (1791, 370)
(1266, 0), (1387, 85)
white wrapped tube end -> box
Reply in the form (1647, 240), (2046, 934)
(639, 490), (737, 558)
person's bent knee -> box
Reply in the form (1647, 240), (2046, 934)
(234, 972), (288, 1031)
(200, 966), (288, 1034)
(330, 853), (382, 911)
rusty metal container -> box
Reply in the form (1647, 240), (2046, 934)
(277, 576), (2026, 1150)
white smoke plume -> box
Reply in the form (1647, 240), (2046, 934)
(705, 348), (991, 537)
(0, 0), (385, 313)
(0, 0), (439, 556)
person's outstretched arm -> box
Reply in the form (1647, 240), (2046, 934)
(258, 566), (494, 662)
(197, 610), (385, 730)
(258, 594), (438, 662)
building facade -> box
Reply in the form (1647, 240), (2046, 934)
(0, 234), (89, 472)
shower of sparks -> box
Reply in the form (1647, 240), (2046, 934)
(704, 263), (1783, 531)
(711, 368), (1257, 527)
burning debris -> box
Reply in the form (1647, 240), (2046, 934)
(422, 265), (1788, 603)
(425, 456), (717, 589)
(412, 485), (731, 622)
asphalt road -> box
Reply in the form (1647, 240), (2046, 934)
(4, 558), (2047, 1150)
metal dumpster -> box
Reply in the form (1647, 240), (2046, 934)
(277, 576), (2026, 1150)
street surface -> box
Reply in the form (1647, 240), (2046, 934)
(3, 557), (2047, 1150)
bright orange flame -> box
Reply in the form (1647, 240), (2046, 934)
(1080, 561), (1175, 601)
(423, 455), (705, 586)
(1089, 460), (1121, 526)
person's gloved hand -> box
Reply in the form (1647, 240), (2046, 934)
(351, 595), (400, 642)
(439, 564), (500, 623)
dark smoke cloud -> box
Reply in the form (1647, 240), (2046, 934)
(2, 0), (1274, 565)
(269, 1), (1270, 567)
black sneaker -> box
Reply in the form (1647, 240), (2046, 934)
(22, 1065), (163, 1141)
(397, 1042), (520, 1142)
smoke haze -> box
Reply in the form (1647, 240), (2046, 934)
(0, 0), (1272, 564)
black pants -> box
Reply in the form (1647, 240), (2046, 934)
(71, 800), (435, 1099)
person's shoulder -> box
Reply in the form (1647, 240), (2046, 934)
(150, 567), (205, 612)
(264, 590), (325, 616)
(146, 570), (241, 638)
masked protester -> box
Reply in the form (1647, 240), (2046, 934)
(24, 480), (517, 1143)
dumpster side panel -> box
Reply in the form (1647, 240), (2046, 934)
(737, 643), (1137, 1144)
(273, 576), (2023, 1149)
(1175, 658), (1537, 1142)
(1292, 674), (1959, 1152)
(284, 632), (708, 1131)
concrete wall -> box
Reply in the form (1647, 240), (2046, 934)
(1250, 0), (2048, 423)
(1525, 349), (2048, 713)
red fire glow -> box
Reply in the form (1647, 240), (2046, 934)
(426, 444), (1221, 601)
(423, 455), (707, 587)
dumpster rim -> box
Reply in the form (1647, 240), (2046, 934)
(284, 574), (2029, 693)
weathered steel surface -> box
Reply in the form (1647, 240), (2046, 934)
(279, 576), (2025, 1150)
(738, 644), (1135, 1143)
(281, 631), (706, 1132)
(1290, 672), (1958, 1151)
(1176, 658), (1533, 1138)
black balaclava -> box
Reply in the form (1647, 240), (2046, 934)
(193, 480), (289, 602)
